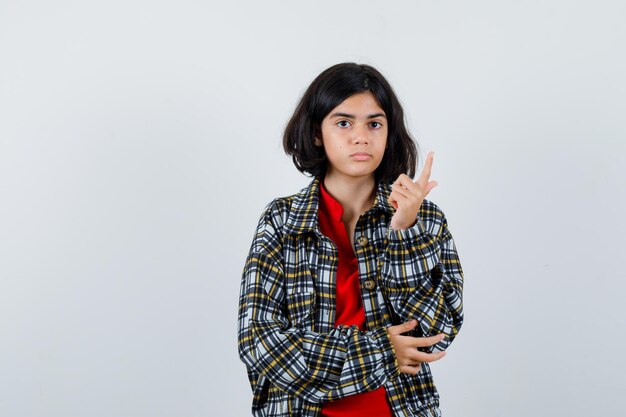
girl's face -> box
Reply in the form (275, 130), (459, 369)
(315, 91), (388, 182)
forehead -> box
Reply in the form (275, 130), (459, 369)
(329, 91), (385, 116)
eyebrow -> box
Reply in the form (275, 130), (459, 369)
(329, 112), (387, 119)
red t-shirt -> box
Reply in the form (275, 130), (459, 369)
(318, 182), (393, 417)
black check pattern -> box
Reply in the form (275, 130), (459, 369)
(238, 177), (464, 416)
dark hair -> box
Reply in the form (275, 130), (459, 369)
(283, 62), (418, 184)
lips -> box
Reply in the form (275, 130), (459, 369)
(350, 152), (372, 161)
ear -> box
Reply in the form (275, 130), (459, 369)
(314, 126), (323, 147)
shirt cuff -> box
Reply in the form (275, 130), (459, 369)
(370, 326), (401, 381)
(386, 216), (428, 243)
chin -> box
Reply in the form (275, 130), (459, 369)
(348, 171), (377, 179)
(327, 165), (378, 180)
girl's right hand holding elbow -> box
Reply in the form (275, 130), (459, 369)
(388, 319), (447, 375)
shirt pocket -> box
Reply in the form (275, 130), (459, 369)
(286, 290), (315, 329)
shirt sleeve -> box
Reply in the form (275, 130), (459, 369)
(237, 204), (400, 404)
(382, 202), (464, 352)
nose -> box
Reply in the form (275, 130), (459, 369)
(352, 124), (370, 144)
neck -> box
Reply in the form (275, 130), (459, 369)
(322, 173), (377, 221)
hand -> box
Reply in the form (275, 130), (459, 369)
(388, 319), (446, 375)
(389, 151), (438, 230)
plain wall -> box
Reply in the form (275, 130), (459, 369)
(1, 1), (625, 416)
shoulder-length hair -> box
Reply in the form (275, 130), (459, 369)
(283, 62), (418, 184)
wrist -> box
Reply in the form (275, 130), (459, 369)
(391, 218), (417, 231)
(387, 216), (426, 242)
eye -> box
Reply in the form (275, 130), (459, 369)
(337, 120), (351, 128)
(370, 121), (383, 128)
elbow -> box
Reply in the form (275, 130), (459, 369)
(434, 312), (464, 352)
(237, 341), (257, 370)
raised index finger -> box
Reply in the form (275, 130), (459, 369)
(416, 151), (435, 185)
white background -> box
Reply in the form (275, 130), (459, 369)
(1, 1), (625, 416)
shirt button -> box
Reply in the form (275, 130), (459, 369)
(363, 279), (376, 290)
(356, 235), (369, 246)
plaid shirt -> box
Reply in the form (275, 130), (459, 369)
(238, 177), (464, 417)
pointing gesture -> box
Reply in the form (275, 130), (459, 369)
(389, 151), (438, 230)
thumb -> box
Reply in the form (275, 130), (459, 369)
(389, 319), (417, 335)
(426, 180), (439, 194)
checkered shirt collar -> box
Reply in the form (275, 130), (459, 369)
(283, 176), (395, 236)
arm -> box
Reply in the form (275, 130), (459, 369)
(237, 207), (399, 404)
(383, 211), (464, 352)
(384, 152), (464, 352)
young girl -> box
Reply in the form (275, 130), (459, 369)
(238, 63), (464, 417)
